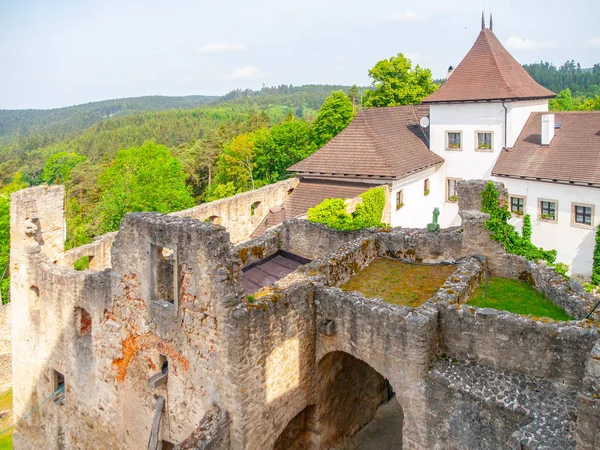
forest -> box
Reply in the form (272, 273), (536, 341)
(0, 56), (597, 303)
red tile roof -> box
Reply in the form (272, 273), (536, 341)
(422, 29), (555, 103)
(288, 105), (443, 179)
(492, 112), (600, 185)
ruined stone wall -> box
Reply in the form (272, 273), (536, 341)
(576, 342), (600, 449)
(173, 178), (299, 244)
(0, 303), (11, 392)
(438, 303), (599, 386)
(62, 231), (117, 271)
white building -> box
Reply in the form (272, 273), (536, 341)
(283, 21), (600, 279)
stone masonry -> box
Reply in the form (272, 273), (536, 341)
(7, 180), (600, 449)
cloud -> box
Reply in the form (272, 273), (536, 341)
(505, 36), (556, 51)
(390, 10), (422, 23)
(199, 42), (246, 53)
(224, 65), (265, 80)
(334, 54), (344, 61)
(590, 37), (600, 48)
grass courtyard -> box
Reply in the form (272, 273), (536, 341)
(0, 388), (12, 450)
(468, 277), (573, 321)
(341, 258), (455, 307)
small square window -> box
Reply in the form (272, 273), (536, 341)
(572, 203), (594, 229)
(477, 132), (493, 150)
(424, 179), (430, 196)
(150, 244), (178, 308)
(447, 132), (462, 150)
(539, 199), (557, 222)
(510, 196), (525, 215)
(396, 190), (404, 210)
(446, 178), (460, 202)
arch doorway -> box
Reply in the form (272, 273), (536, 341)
(274, 351), (403, 449)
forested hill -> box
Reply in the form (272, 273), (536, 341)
(0, 95), (218, 145)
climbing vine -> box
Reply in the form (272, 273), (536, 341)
(592, 226), (600, 285)
(307, 187), (386, 231)
(480, 182), (557, 264)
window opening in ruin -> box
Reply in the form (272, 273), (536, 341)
(160, 355), (169, 374)
(287, 188), (295, 196)
(75, 307), (92, 336)
(161, 441), (175, 450)
(150, 244), (178, 308)
(251, 201), (262, 216)
(30, 285), (39, 306)
(206, 215), (221, 225)
(73, 255), (94, 271)
(52, 369), (65, 404)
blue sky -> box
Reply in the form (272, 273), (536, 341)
(1, 0), (598, 109)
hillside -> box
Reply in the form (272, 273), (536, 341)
(0, 94), (218, 145)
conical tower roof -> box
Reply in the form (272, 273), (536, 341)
(422, 28), (555, 103)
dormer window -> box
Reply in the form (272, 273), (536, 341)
(476, 131), (493, 151)
(446, 131), (462, 151)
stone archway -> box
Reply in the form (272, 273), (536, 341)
(273, 351), (404, 449)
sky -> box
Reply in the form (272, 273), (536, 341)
(0, 0), (599, 110)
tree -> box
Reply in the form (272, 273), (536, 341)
(362, 53), (438, 107)
(41, 151), (87, 184)
(310, 91), (354, 149)
(95, 142), (194, 233)
(212, 132), (261, 193)
(254, 120), (313, 183)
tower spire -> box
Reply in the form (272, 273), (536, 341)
(490, 13), (493, 31)
(481, 11), (485, 29)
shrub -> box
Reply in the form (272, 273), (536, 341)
(480, 182), (556, 264)
(583, 282), (596, 293)
(593, 226), (600, 285)
(552, 262), (569, 278)
(307, 187), (386, 231)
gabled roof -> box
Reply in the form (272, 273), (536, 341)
(422, 29), (556, 103)
(492, 112), (600, 186)
(288, 105), (443, 180)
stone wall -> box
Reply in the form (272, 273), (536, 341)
(173, 178), (299, 244)
(62, 231), (117, 271)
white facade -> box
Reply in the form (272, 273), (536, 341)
(390, 166), (444, 228)
(395, 97), (597, 279)
(497, 178), (600, 280)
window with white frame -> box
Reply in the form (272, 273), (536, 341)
(476, 131), (493, 150)
(396, 190), (404, 210)
(510, 196), (525, 215)
(446, 178), (460, 202)
(446, 132), (462, 150)
(572, 203), (594, 228)
(539, 199), (557, 222)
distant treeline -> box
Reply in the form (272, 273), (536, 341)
(523, 61), (600, 97)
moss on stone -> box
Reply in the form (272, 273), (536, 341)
(238, 248), (248, 265)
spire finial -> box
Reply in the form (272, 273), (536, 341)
(481, 11), (485, 29)
(489, 13), (493, 31)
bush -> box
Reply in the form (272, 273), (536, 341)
(307, 187), (386, 231)
(583, 282), (597, 293)
(480, 182), (556, 264)
(593, 226), (600, 285)
(552, 262), (569, 278)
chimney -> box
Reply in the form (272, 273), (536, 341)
(446, 65), (454, 79)
(541, 114), (555, 145)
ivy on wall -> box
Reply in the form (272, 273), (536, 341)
(480, 182), (557, 264)
(307, 187), (386, 231)
(592, 226), (600, 285)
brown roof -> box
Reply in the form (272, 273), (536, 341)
(250, 179), (376, 238)
(422, 29), (555, 103)
(288, 105), (443, 179)
(492, 112), (600, 185)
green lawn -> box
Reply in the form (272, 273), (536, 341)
(468, 277), (573, 321)
(0, 389), (12, 450)
(341, 258), (455, 307)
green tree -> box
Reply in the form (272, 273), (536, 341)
(212, 132), (261, 193)
(41, 151), (87, 184)
(310, 91), (354, 149)
(95, 142), (194, 233)
(254, 120), (313, 183)
(348, 85), (360, 112)
(550, 89), (575, 111)
(362, 53), (438, 107)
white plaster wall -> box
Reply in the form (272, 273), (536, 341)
(429, 99), (549, 228)
(506, 99), (548, 148)
(390, 166), (444, 228)
(498, 177), (600, 279)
